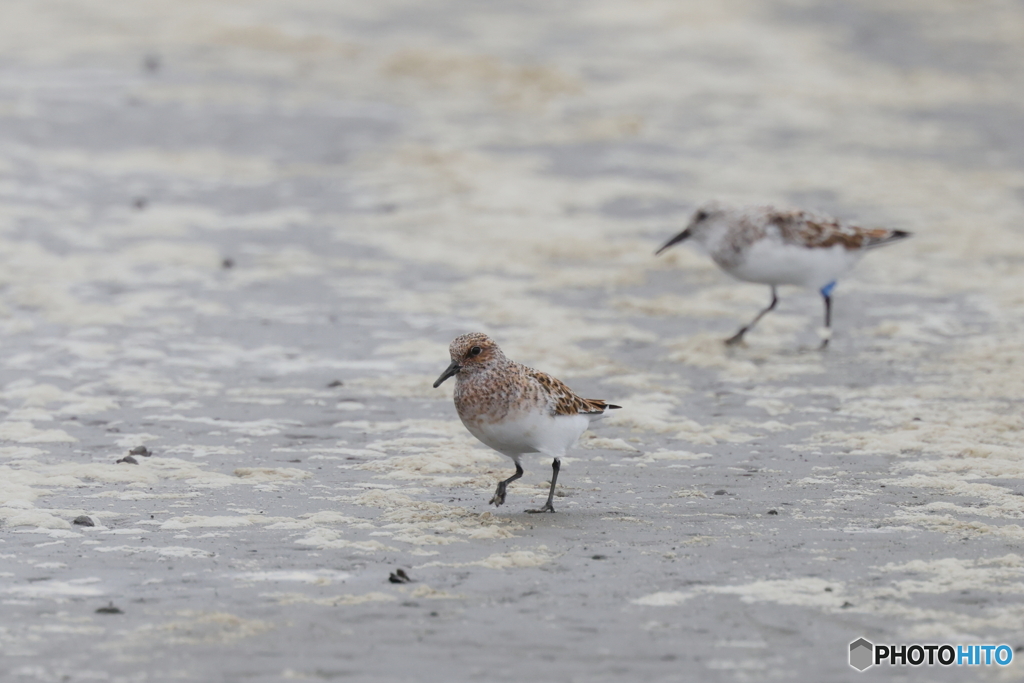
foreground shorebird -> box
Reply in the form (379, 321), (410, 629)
(433, 333), (620, 513)
(656, 202), (910, 348)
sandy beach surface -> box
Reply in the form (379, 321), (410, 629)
(2, 1), (1024, 681)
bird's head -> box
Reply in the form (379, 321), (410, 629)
(432, 333), (504, 388)
(655, 201), (727, 255)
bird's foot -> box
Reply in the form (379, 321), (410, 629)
(489, 484), (506, 507)
(525, 503), (555, 514)
(724, 332), (746, 347)
(817, 327), (832, 350)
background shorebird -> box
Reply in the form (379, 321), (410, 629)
(656, 202), (911, 348)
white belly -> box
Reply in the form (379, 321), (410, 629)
(724, 241), (861, 289)
(461, 411), (591, 460)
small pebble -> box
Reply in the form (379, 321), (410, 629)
(767, 509), (778, 515)
(73, 515), (94, 527)
(326, 380), (344, 388)
(389, 569), (412, 584)
(129, 446), (151, 457)
(714, 489), (726, 496)
(222, 258), (235, 269)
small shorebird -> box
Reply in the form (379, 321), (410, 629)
(433, 333), (620, 513)
(656, 202), (910, 347)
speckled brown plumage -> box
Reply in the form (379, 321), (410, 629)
(527, 369), (620, 416)
(441, 333), (619, 423)
(766, 209), (908, 250)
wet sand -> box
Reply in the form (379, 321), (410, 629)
(2, 1), (1024, 681)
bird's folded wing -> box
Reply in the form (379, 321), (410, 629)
(527, 369), (621, 416)
(770, 210), (909, 250)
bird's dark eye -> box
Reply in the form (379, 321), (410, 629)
(468, 346), (482, 357)
(695, 210), (709, 221)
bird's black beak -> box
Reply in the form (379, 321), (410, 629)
(655, 228), (691, 255)
(433, 360), (461, 388)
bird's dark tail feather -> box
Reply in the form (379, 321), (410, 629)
(866, 229), (912, 249)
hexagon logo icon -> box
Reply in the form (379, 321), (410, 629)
(849, 638), (874, 671)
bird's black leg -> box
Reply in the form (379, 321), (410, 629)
(819, 294), (833, 349)
(527, 458), (560, 513)
(490, 462), (523, 507)
(819, 281), (836, 350)
(725, 286), (778, 346)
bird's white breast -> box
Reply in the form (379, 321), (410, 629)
(722, 239), (861, 289)
(461, 409), (591, 460)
